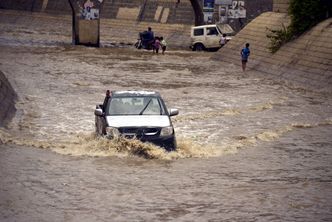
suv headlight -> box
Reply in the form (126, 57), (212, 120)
(160, 126), (174, 137)
(106, 127), (120, 139)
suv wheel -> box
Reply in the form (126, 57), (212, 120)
(194, 43), (204, 51)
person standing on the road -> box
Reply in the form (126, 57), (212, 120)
(153, 37), (161, 54)
(220, 34), (227, 47)
(146, 27), (154, 43)
(160, 37), (167, 54)
(241, 43), (250, 72)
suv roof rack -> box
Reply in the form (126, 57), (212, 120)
(111, 90), (160, 97)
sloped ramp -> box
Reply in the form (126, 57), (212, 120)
(213, 12), (332, 93)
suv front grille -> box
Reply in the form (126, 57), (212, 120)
(118, 127), (161, 139)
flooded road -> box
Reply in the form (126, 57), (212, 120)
(1, 126), (332, 221)
(0, 14), (332, 221)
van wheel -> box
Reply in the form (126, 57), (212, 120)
(194, 43), (204, 51)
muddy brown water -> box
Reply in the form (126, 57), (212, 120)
(0, 14), (332, 221)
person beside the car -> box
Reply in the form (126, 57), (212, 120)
(220, 34), (227, 47)
(241, 43), (251, 72)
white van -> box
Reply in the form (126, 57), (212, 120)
(190, 24), (234, 51)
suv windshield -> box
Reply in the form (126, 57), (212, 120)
(107, 96), (164, 115)
(216, 26), (222, 35)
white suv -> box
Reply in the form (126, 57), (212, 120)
(190, 24), (233, 51)
(94, 90), (179, 151)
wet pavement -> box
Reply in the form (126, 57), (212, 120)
(0, 12), (332, 221)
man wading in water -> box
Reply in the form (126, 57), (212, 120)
(241, 43), (250, 72)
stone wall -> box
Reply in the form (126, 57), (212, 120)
(0, 71), (17, 127)
(213, 12), (332, 93)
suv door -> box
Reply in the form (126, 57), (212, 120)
(192, 27), (205, 49)
(206, 26), (221, 48)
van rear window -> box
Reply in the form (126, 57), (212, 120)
(193, 28), (204, 36)
(207, 27), (218, 35)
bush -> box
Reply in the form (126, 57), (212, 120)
(267, 0), (331, 53)
(266, 24), (292, 53)
(289, 0), (330, 36)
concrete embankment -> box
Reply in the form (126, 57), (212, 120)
(0, 71), (17, 127)
(214, 12), (332, 93)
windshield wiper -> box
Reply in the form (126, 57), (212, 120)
(157, 100), (162, 115)
(139, 99), (152, 115)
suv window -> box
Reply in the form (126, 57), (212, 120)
(193, 28), (204, 36)
(207, 27), (218, 35)
(107, 97), (164, 115)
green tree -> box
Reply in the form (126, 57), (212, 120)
(267, 0), (331, 53)
(289, 0), (331, 36)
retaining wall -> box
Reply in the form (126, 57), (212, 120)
(0, 0), (196, 24)
(213, 12), (332, 93)
(0, 0), (272, 29)
(0, 71), (17, 127)
(0, 9), (191, 48)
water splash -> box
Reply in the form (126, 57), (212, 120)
(53, 133), (168, 159)
(1, 118), (331, 160)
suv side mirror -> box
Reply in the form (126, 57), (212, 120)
(169, 108), (179, 117)
(95, 108), (103, 116)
